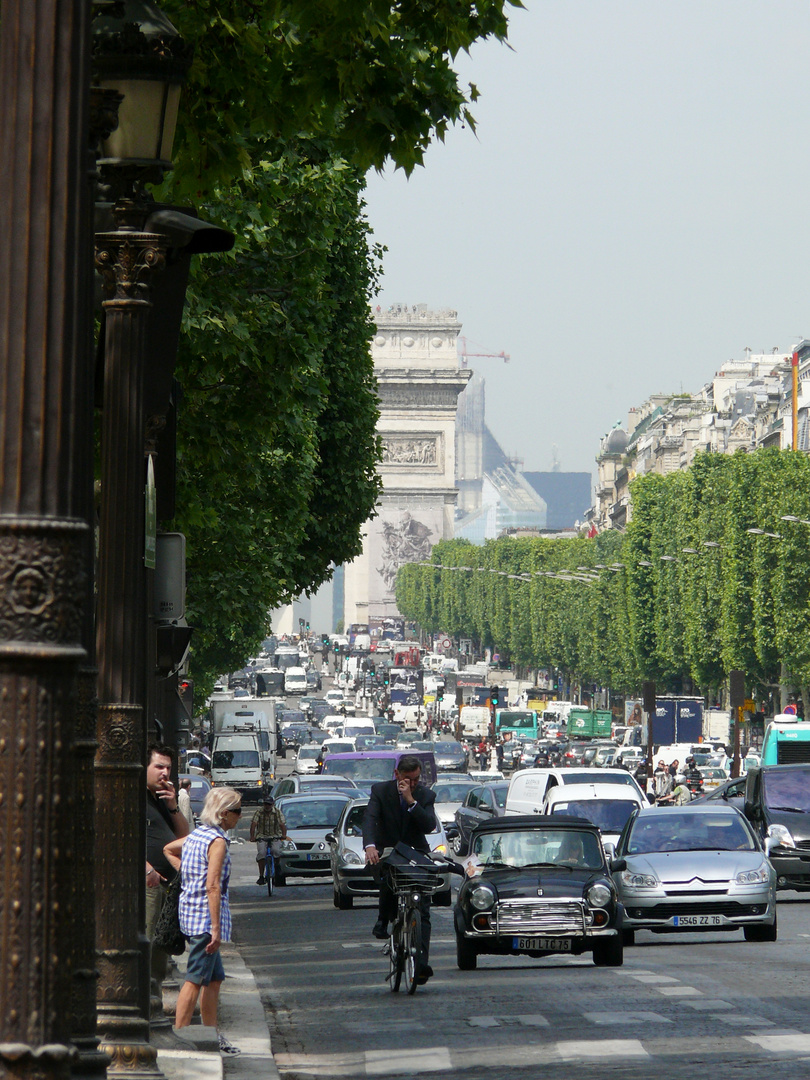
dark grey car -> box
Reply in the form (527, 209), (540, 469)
(453, 782), (509, 855)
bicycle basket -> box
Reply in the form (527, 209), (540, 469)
(386, 862), (444, 894)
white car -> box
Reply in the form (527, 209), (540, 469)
(325, 689), (346, 706)
(293, 744), (323, 775)
(542, 782), (647, 846)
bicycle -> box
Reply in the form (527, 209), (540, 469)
(258, 837), (283, 896)
(381, 851), (460, 994)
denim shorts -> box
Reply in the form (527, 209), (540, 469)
(184, 934), (226, 986)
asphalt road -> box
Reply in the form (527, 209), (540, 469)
(225, 821), (810, 1080)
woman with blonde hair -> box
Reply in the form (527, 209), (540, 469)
(164, 786), (241, 1055)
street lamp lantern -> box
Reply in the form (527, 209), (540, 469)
(92, 0), (192, 177)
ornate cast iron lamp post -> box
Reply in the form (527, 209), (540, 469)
(91, 3), (190, 1074)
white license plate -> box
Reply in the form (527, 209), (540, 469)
(306, 853), (330, 862)
(672, 914), (723, 927)
(514, 936), (572, 952)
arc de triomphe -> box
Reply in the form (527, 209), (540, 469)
(342, 305), (470, 632)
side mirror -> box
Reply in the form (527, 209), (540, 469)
(445, 825), (459, 840)
(610, 857), (627, 873)
(324, 832), (336, 844)
(744, 800), (759, 821)
(603, 842), (616, 860)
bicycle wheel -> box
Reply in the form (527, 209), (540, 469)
(403, 908), (422, 995)
(388, 928), (402, 992)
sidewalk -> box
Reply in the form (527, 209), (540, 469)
(154, 943), (282, 1080)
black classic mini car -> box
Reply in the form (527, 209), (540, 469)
(454, 815), (624, 970)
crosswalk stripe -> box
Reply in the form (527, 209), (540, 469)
(365, 1048), (452, 1075)
(557, 1039), (649, 1061)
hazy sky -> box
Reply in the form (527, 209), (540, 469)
(363, 1), (810, 480)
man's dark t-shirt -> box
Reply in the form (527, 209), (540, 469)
(146, 791), (178, 882)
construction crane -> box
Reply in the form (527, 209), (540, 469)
(457, 336), (510, 369)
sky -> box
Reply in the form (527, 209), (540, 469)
(363, 1), (810, 480)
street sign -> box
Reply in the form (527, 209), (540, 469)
(441, 637), (452, 651)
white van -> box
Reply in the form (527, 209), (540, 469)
(459, 705), (490, 739)
(506, 767), (646, 816)
(284, 666), (307, 694)
(210, 732), (268, 802)
(542, 782), (646, 846)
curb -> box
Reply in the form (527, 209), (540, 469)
(155, 942), (281, 1080)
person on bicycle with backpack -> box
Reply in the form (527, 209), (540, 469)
(249, 793), (287, 885)
(363, 755), (437, 983)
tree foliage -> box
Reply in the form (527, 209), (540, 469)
(146, 2), (522, 692)
(396, 449), (810, 702)
(160, 0), (524, 198)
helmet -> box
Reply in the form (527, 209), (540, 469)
(686, 756), (695, 765)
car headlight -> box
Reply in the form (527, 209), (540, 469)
(469, 883), (497, 910)
(586, 883), (612, 907)
(768, 823), (795, 849)
(619, 870), (658, 889)
(280, 839), (297, 852)
(736, 865), (770, 885)
(341, 851), (363, 866)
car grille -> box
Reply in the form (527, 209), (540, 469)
(495, 899), (586, 934)
(639, 901), (763, 920)
(792, 840), (810, 851)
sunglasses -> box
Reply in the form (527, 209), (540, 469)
(225, 806), (242, 816)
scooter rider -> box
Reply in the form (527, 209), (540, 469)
(683, 755), (704, 796)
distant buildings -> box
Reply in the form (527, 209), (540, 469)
(454, 370), (592, 543)
(588, 350), (798, 532)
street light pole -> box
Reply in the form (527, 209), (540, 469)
(0, 4), (95, 1080)
(94, 221), (167, 1075)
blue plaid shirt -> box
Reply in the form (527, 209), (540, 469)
(179, 824), (232, 940)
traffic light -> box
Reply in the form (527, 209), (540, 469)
(490, 688), (500, 707)
(383, 672), (390, 686)
(177, 677), (193, 721)
(306, 621), (310, 632)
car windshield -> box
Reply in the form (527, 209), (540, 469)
(322, 758), (394, 781)
(471, 828), (603, 870)
(297, 746), (320, 760)
(282, 799), (348, 828)
(625, 813), (756, 854)
(762, 770), (810, 813)
(549, 798), (638, 834)
(435, 742), (465, 755)
(211, 750), (260, 769)
(324, 742), (354, 755)
(433, 782), (476, 803)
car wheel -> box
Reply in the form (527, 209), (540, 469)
(456, 933), (477, 970)
(744, 913), (777, 942)
(336, 886), (353, 910)
(434, 888), (452, 908)
(452, 833), (466, 856)
(593, 936), (624, 967)
(622, 929), (635, 947)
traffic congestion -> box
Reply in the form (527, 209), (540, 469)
(171, 628), (810, 1077)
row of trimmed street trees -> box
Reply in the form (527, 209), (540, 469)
(397, 449), (810, 709)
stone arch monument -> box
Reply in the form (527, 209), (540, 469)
(342, 304), (471, 630)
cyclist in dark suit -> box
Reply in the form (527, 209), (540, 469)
(363, 755), (437, 982)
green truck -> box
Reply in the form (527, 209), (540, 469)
(566, 708), (612, 739)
